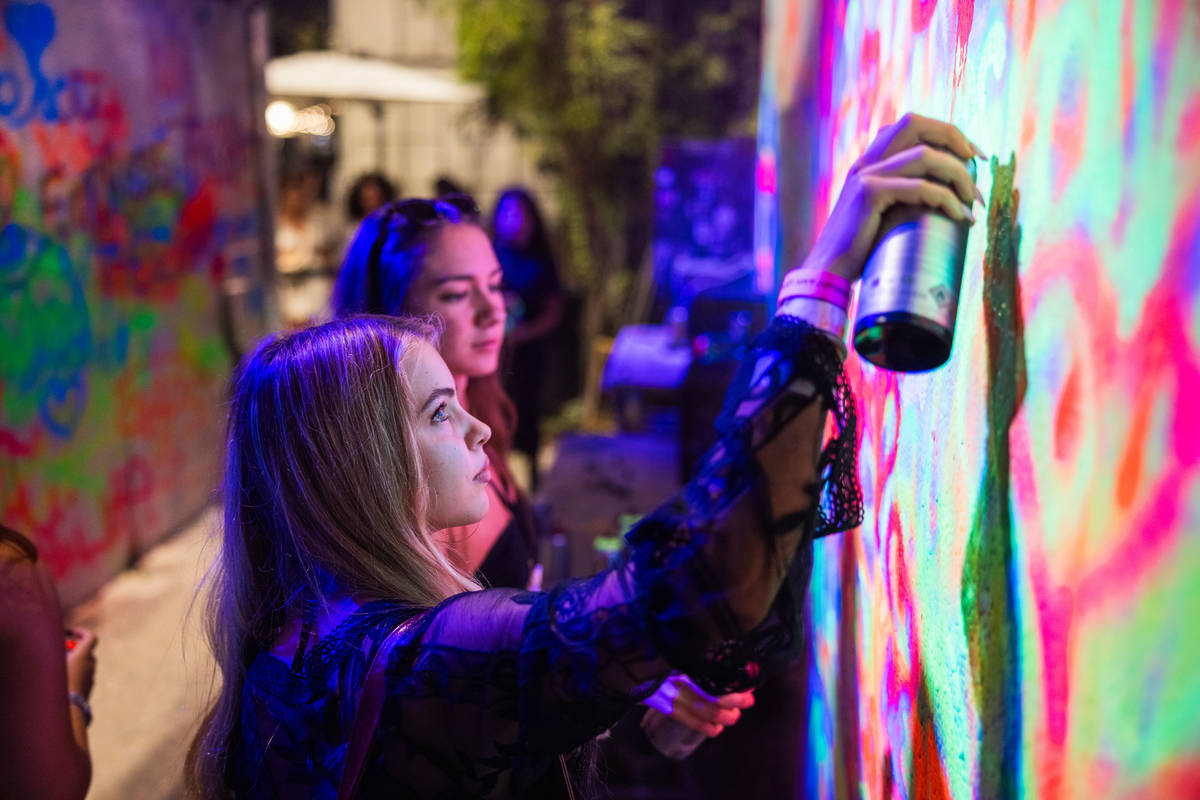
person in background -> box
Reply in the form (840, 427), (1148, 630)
(0, 522), (99, 800)
(490, 187), (566, 488)
(333, 195), (536, 591)
(343, 171), (399, 258)
(276, 169), (338, 328)
(433, 175), (468, 199)
(346, 172), (398, 230)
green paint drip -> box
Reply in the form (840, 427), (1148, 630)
(834, 534), (862, 799)
(960, 154), (1026, 798)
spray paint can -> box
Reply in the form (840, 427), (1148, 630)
(641, 707), (707, 759)
(852, 156), (977, 371)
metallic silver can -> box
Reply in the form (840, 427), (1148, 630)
(853, 157), (976, 371)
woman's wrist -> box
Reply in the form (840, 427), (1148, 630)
(775, 265), (853, 356)
(775, 296), (850, 356)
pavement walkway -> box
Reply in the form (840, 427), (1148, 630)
(67, 508), (217, 800)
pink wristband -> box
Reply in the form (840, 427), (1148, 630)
(778, 270), (852, 310)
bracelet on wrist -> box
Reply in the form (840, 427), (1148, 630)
(779, 269), (853, 310)
(68, 692), (92, 727)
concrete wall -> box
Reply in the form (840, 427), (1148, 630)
(0, 0), (270, 607)
(757, 0), (1200, 796)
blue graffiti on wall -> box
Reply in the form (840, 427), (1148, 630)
(0, 3), (120, 128)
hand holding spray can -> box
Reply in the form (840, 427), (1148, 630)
(852, 155), (977, 371)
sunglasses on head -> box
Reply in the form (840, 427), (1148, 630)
(365, 194), (480, 315)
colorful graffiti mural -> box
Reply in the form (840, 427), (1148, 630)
(758, 0), (1200, 796)
(0, 0), (267, 606)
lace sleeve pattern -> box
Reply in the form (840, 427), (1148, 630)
(714, 314), (861, 540)
(625, 315), (861, 696)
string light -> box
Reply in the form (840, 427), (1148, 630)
(265, 100), (335, 137)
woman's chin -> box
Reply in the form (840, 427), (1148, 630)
(435, 493), (490, 530)
(455, 352), (500, 378)
(471, 492), (491, 521)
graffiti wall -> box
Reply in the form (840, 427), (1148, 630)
(757, 0), (1200, 796)
(0, 0), (268, 607)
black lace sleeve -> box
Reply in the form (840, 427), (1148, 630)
(712, 315), (862, 540)
(367, 316), (861, 797)
(625, 315), (861, 695)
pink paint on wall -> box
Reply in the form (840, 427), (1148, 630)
(760, 0), (1200, 794)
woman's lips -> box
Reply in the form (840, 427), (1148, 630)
(473, 464), (491, 483)
(472, 338), (500, 352)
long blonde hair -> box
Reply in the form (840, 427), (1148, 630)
(186, 315), (478, 798)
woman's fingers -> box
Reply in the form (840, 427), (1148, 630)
(641, 675), (752, 738)
(669, 704), (726, 737)
(65, 627), (98, 699)
(715, 690), (756, 710)
(673, 682), (743, 729)
(855, 112), (982, 175)
(885, 112), (981, 163)
(795, 113), (981, 282)
(861, 174), (976, 224)
(667, 701), (732, 737)
(69, 627), (97, 656)
(861, 144), (984, 208)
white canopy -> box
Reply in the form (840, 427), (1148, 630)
(265, 50), (484, 104)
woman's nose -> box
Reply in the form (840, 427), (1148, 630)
(473, 287), (504, 325)
(467, 414), (491, 448)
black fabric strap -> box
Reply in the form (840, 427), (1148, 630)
(0, 522), (37, 561)
(336, 611), (424, 800)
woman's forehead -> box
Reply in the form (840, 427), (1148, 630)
(422, 225), (500, 280)
(404, 339), (453, 395)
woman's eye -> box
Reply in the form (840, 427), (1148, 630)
(489, 283), (504, 294)
(431, 404), (450, 424)
(439, 292), (469, 303)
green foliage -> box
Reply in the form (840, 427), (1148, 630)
(269, 0), (329, 56)
(457, 1), (656, 162)
(450, 0), (761, 332)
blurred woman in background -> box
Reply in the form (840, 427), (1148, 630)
(333, 195), (538, 590)
(345, 172), (397, 228)
(490, 187), (565, 488)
